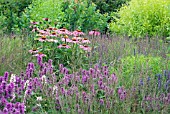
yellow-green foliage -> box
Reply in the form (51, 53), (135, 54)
(22, 0), (64, 27)
(109, 0), (170, 38)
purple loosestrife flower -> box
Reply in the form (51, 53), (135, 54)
(48, 59), (53, 67)
(1, 81), (7, 89)
(82, 75), (88, 84)
(1, 97), (7, 106)
(4, 72), (9, 81)
(18, 103), (25, 114)
(5, 102), (12, 112)
(3, 108), (8, 114)
(55, 97), (61, 110)
(111, 73), (118, 83)
(82, 91), (87, 103)
(0, 76), (3, 83)
(99, 99), (104, 105)
(59, 64), (64, 73)
(118, 87), (127, 100)
(37, 56), (43, 66)
(61, 87), (65, 95)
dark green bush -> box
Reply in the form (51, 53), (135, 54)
(0, 0), (32, 32)
(61, 0), (108, 32)
(22, 0), (108, 32)
(92, 0), (130, 14)
(109, 0), (170, 38)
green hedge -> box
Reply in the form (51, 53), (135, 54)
(109, 0), (170, 38)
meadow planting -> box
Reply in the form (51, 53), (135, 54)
(0, 0), (169, 113)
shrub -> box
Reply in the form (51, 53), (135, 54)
(109, 0), (170, 38)
(0, 0), (32, 32)
(92, 0), (130, 14)
(110, 55), (169, 88)
(22, 0), (108, 32)
(61, 0), (108, 32)
(21, 0), (64, 29)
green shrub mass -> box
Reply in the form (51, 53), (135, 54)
(92, 0), (130, 14)
(0, 0), (32, 32)
(110, 54), (169, 87)
(61, 0), (108, 32)
(22, 0), (108, 32)
(109, 0), (170, 38)
(21, 0), (64, 28)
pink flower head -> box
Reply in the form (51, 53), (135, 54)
(49, 32), (58, 37)
(38, 36), (47, 42)
(38, 30), (50, 36)
(33, 52), (46, 57)
(32, 27), (39, 32)
(72, 30), (84, 36)
(82, 38), (90, 43)
(43, 18), (49, 21)
(61, 38), (72, 43)
(30, 21), (38, 25)
(57, 28), (72, 35)
(47, 39), (58, 43)
(48, 27), (54, 31)
(70, 37), (79, 44)
(79, 45), (91, 52)
(58, 44), (70, 49)
(89, 30), (100, 36)
(29, 48), (39, 54)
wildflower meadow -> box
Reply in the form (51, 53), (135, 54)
(0, 0), (170, 114)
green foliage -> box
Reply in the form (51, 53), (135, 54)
(0, 36), (32, 75)
(120, 55), (165, 76)
(22, 0), (108, 32)
(109, 0), (170, 38)
(0, 0), (32, 32)
(92, 0), (130, 14)
(22, 0), (64, 28)
(61, 0), (108, 32)
(110, 54), (169, 88)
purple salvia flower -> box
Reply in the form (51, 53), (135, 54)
(104, 71), (109, 76)
(48, 59), (53, 67)
(6, 102), (12, 111)
(118, 87), (124, 95)
(1, 97), (7, 106)
(20, 72), (25, 77)
(82, 75), (88, 84)
(89, 68), (95, 75)
(165, 80), (170, 91)
(147, 76), (150, 84)
(19, 103), (25, 114)
(49, 67), (53, 74)
(106, 100), (111, 109)
(1, 81), (7, 89)
(37, 56), (43, 66)
(76, 93), (80, 102)
(25, 89), (32, 95)
(59, 64), (64, 73)
(158, 80), (161, 89)
(111, 73), (117, 83)
(4, 72), (9, 81)
(139, 79), (143, 86)
(3, 108), (8, 114)
(0, 77), (3, 83)
(119, 93), (126, 100)
(99, 99), (104, 105)
(61, 87), (65, 95)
